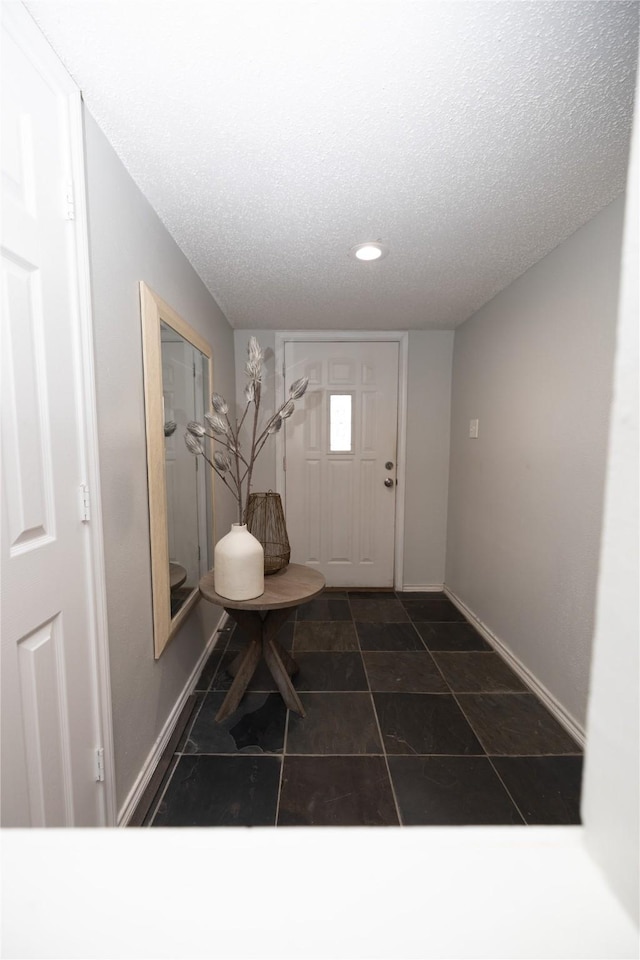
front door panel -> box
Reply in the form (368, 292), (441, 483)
(284, 340), (399, 587)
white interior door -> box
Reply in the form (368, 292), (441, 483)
(1, 13), (108, 826)
(284, 340), (399, 587)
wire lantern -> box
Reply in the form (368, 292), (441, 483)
(246, 491), (291, 575)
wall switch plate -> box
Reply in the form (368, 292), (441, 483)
(469, 419), (479, 438)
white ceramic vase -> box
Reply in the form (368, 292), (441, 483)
(214, 523), (264, 601)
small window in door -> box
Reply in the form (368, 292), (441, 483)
(329, 393), (354, 452)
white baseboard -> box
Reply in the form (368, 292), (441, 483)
(443, 587), (586, 749)
(399, 584), (445, 592)
(117, 611), (230, 826)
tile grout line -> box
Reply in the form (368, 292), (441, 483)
(147, 629), (234, 826)
(355, 607), (405, 828)
(205, 688), (593, 710)
(426, 654), (529, 825)
(173, 750), (513, 757)
(298, 592), (403, 826)
(349, 591), (406, 827)
(483, 753), (528, 825)
(447, 686), (528, 825)
(142, 755), (180, 827)
(274, 707), (290, 828)
(275, 610), (296, 827)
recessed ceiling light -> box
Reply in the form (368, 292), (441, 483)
(350, 241), (388, 261)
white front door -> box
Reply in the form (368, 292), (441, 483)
(284, 340), (399, 587)
(1, 11), (110, 826)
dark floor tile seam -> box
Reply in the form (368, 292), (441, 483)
(353, 621), (430, 655)
(274, 710), (292, 827)
(360, 672), (405, 827)
(167, 750), (285, 763)
(180, 750), (392, 758)
(145, 640), (235, 826)
(447, 688), (503, 758)
(147, 755), (186, 827)
(483, 754), (528, 825)
(201, 635), (236, 693)
(424, 649), (458, 698)
(346, 595), (404, 614)
(214, 629), (235, 656)
(182, 685), (214, 738)
(193, 650), (225, 694)
(485, 751), (584, 758)
(282, 748), (579, 759)
(281, 748), (387, 755)
(357, 689), (462, 696)
(144, 687), (217, 826)
(224, 688), (374, 694)
(446, 689), (581, 759)
(178, 750), (286, 757)
(452, 690), (535, 697)
(346, 594), (355, 620)
(369, 682), (490, 760)
(410, 620), (474, 624)
(481, 750), (584, 824)
(281, 751), (503, 758)
(142, 686), (216, 825)
(142, 754), (180, 827)
(389, 751), (489, 758)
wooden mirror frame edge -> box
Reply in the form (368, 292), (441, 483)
(139, 281), (214, 659)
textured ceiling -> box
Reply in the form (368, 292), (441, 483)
(25, 1), (638, 330)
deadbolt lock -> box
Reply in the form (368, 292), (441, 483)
(385, 461), (394, 470)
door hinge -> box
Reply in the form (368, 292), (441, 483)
(78, 482), (91, 523)
(95, 747), (105, 782)
(65, 181), (76, 220)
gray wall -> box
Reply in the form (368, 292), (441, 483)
(84, 110), (236, 814)
(234, 329), (454, 588)
(446, 196), (625, 729)
(404, 331), (453, 588)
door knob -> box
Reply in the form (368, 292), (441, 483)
(385, 461), (394, 470)
(384, 478), (394, 488)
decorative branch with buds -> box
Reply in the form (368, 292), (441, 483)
(184, 336), (308, 524)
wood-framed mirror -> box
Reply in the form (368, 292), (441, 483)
(140, 282), (214, 658)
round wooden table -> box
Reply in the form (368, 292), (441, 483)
(199, 563), (325, 722)
(169, 562), (187, 590)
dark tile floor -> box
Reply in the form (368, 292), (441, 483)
(140, 591), (583, 828)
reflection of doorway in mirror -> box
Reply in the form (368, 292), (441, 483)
(161, 328), (209, 617)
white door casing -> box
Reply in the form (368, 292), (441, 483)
(1, 6), (114, 826)
(278, 335), (407, 588)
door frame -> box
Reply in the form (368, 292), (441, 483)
(3, 3), (116, 826)
(274, 330), (408, 590)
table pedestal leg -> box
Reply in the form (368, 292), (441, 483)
(215, 607), (305, 722)
(216, 640), (262, 723)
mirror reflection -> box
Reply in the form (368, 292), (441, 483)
(140, 282), (214, 658)
(161, 322), (212, 619)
